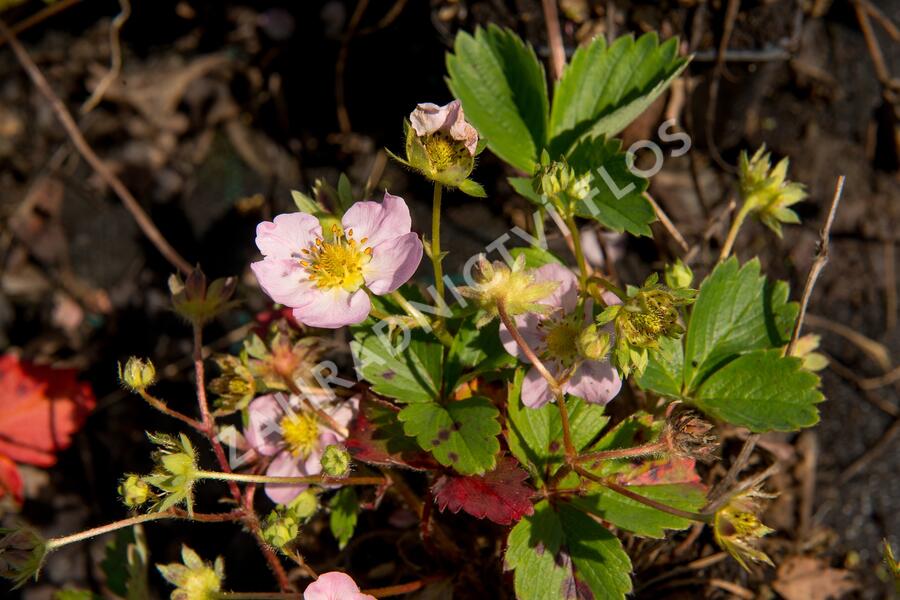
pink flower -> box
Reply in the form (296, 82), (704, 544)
(499, 263), (622, 409)
(245, 393), (358, 504)
(303, 571), (375, 600)
(251, 193), (422, 328)
(410, 100), (478, 156)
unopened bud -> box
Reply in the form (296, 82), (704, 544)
(119, 474), (153, 508)
(321, 445), (351, 478)
(169, 267), (238, 326)
(664, 259), (693, 289)
(576, 325), (611, 361)
(119, 357), (156, 391)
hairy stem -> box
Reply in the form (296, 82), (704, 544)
(431, 183), (445, 301)
(389, 290), (453, 346)
(575, 440), (667, 464)
(139, 390), (204, 431)
(717, 203), (752, 262)
(565, 214), (590, 289)
(196, 471), (386, 486)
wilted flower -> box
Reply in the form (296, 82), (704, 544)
(713, 485), (776, 571)
(499, 263), (622, 408)
(303, 571), (376, 600)
(245, 393), (359, 504)
(143, 433), (199, 516)
(393, 100), (484, 195)
(119, 473), (155, 508)
(598, 273), (695, 377)
(251, 193), (423, 328)
(0, 526), (48, 589)
(169, 267), (238, 326)
(663, 404), (719, 463)
(157, 545), (224, 600)
(460, 254), (559, 327)
(261, 490), (319, 551)
(209, 354), (256, 413)
(118, 357), (156, 391)
(738, 145), (807, 237)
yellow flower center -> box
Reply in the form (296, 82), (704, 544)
(540, 314), (580, 364)
(424, 132), (467, 172)
(281, 412), (320, 457)
(299, 225), (372, 292)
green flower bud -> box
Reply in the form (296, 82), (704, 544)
(118, 357), (156, 391)
(143, 433), (199, 516)
(664, 259), (694, 290)
(157, 545), (224, 600)
(459, 254), (559, 327)
(261, 491), (319, 552)
(0, 526), (48, 589)
(169, 267), (238, 326)
(320, 444), (351, 478)
(119, 474), (154, 508)
(532, 159), (590, 211)
(576, 324), (611, 361)
(738, 145), (807, 238)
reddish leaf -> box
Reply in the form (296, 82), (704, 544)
(0, 355), (96, 467)
(0, 455), (23, 504)
(618, 455), (701, 486)
(345, 396), (436, 470)
(431, 457), (535, 525)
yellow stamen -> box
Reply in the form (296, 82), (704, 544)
(300, 227), (373, 292)
(281, 412), (320, 458)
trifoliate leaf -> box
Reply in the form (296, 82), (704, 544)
(693, 349), (823, 432)
(505, 500), (633, 600)
(398, 397), (500, 475)
(684, 258), (797, 391)
(447, 25), (549, 172)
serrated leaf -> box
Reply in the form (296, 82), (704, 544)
(505, 500), (633, 600)
(398, 397), (500, 475)
(345, 396), (437, 470)
(100, 525), (149, 600)
(329, 487), (359, 550)
(635, 335), (684, 398)
(506, 369), (609, 482)
(684, 258), (798, 391)
(431, 457), (534, 525)
(444, 318), (515, 395)
(447, 25), (549, 172)
(350, 327), (443, 404)
(694, 349), (823, 432)
(568, 136), (654, 236)
(573, 483), (706, 538)
(548, 33), (688, 156)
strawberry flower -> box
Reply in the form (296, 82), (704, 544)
(245, 393), (359, 504)
(499, 264), (622, 408)
(303, 571), (375, 600)
(409, 100), (478, 156)
(251, 193), (422, 328)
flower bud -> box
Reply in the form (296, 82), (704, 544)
(664, 259), (693, 289)
(261, 490), (318, 552)
(0, 526), (48, 589)
(459, 254), (559, 327)
(576, 324), (611, 361)
(532, 159), (590, 210)
(663, 404), (719, 463)
(320, 444), (351, 478)
(157, 545), (224, 600)
(119, 474), (154, 508)
(738, 145), (807, 237)
(143, 432), (199, 516)
(713, 485), (776, 571)
(169, 267), (238, 326)
(118, 357), (156, 391)
(209, 354), (256, 414)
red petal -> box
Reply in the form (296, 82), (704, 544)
(0, 454), (23, 504)
(0, 355), (96, 467)
(431, 457), (535, 525)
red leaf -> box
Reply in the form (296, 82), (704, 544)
(346, 395), (437, 471)
(431, 457), (535, 525)
(0, 355), (96, 467)
(618, 455), (702, 486)
(0, 455), (23, 504)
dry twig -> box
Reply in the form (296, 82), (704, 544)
(541, 0), (566, 81)
(81, 0), (130, 113)
(644, 192), (690, 253)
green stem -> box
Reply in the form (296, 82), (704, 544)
(565, 213), (589, 289)
(574, 466), (713, 523)
(431, 183), (445, 301)
(718, 203), (752, 262)
(389, 290), (453, 347)
(196, 471), (386, 486)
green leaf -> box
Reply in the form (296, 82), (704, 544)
(337, 173), (354, 212)
(291, 189), (320, 214)
(635, 335), (684, 398)
(351, 327), (443, 403)
(683, 258), (797, 391)
(100, 526), (149, 600)
(329, 487), (359, 549)
(505, 500), (633, 600)
(53, 591), (102, 600)
(573, 483), (706, 539)
(444, 318), (515, 395)
(458, 179), (487, 198)
(506, 369), (609, 482)
(398, 397), (500, 475)
(447, 25), (549, 172)
(509, 245), (563, 269)
(568, 136), (654, 236)
(694, 349), (823, 432)
(548, 33), (688, 156)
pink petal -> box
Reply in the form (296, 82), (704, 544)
(499, 312), (546, 363)
(264, 450), (309, 504)
(256, 213), (322, 259)
(245, 394), (285, 457)
(409, 102), (454, 137)
(564, 360), (622, 406)
(291, 288), (371, 329)
(364, 232), (423, 295)
(448, 106), (478, 156)
(251, 258), (313, 308)
(521, 366), (555, 408)
(303, 572), (374, 600)
(326, 395), (360, 435)
(341, 193), (412, 249)
(531, 263), (579, 314)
